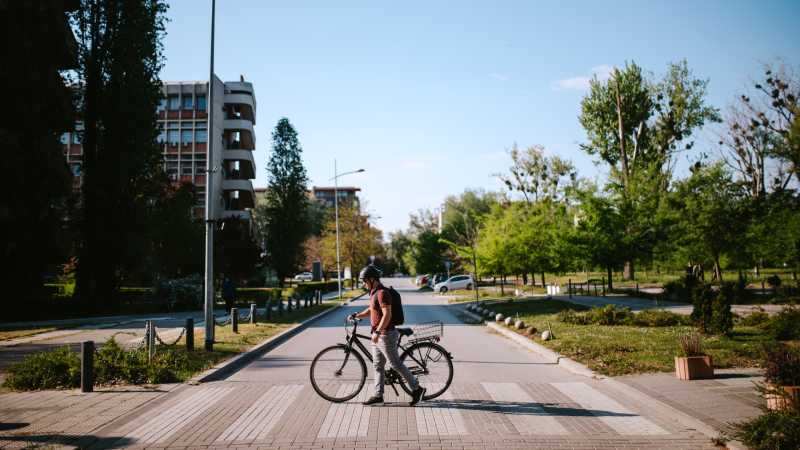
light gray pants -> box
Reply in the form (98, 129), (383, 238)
(371, 329), (418, 396)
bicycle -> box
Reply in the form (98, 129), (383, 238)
(309, 317), (454, 403)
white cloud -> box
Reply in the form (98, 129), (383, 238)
(553, 65), (614, 91)
(489, 72), (510, 82)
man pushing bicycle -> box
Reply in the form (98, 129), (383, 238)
(349, 264), (426, 406)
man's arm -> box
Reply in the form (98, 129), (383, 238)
(375, 306), (392, 334)
(353, 307), (370, 319)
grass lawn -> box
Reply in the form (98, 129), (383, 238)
(171, 302), (337, 381)
(0, 327), (60, 341)
(482, 298), (774, 376)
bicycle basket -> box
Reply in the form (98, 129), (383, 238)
(409, 321), (443, 343)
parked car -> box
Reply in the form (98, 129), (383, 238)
(434, 275), (474, 293)
(293, 272), (313, 282)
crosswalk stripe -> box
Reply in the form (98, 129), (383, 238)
(216, 384), (303, 442)
(551, 382), (669, 435)
(126, 387), (231, 444)
(415, 384), (467, 435)
(482, 382), (568, 435)
(317, 385), (371, 438)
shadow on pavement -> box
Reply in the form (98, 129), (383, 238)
(424, 398), (638, 417)
(0, 433), (133, 449)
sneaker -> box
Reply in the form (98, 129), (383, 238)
(409, 386), (426, 406)
(362, 395), (384, 406)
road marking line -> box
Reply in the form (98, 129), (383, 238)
(551, 382), (669, 435)
(216, 384), (303, 442)
(317, 385), (371, 438)
(482, 382), (568, 435)
(415, 384), (467, 435)
(126, 387), (231, 444)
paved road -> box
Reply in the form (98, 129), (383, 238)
(87, 278), (717, 449)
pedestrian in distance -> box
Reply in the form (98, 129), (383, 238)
(222, 276), (235, 313)
(349, 264), (426, 406)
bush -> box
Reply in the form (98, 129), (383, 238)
(729, 409), (800, 450)
(738, 310), (771, 327)
(712, 282), (735, 335)
(154, 275), (202, 310)
(557, 309), (590, 325)
(662, 276), (698, 302)
(767, 275), (782, 289)
(767, 307), (800, 341)
(588, 304), (633, 325)
(2, 346), (80, 390)
(632, 309), (688, 327)
(763, 343), (800, 387)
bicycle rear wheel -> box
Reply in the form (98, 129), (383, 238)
(400, 341), (453, 400)
(310, 344), (367, 402)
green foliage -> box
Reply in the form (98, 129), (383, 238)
(762, 343), (800, 386)
(737, 310), (771, 327)
(589, 304), (634, 325)
(767, 275), (783, 288)
(662, 278), (694, 302)
(151, 183), (203, 277)
(767, 307), (800, 341)
(216, 217), (261, 281)
(74, 0), (170, 307)
(2, 346), (80, 390)
(691, 283), (716, 333)
(257, 118), (311, 285)
(94, 338), (185, 385)
(557, 309), (591, 325)
(408, 229), (448, 275)
(712, 282), (735, 335)
(154, 275), (202, 310)
(632, 309), (689, 327)
(729, 409), (800, 450)
(497, 144), (577, 203)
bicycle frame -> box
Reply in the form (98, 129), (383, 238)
(337, 319), (433, 393)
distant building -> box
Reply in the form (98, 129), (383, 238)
(311, 186), (361, 209)
(61, 76), (257, 222)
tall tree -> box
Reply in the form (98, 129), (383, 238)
(579, 61), (719, 279)
(74, 0), (168, 307)
(0, 2), (75, 305)
(497, 144), (577, 204)
(257, 118), (310, 286)
(318, 204), (383, 283)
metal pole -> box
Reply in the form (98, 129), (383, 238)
(186, 318), (194, 352)
(81, 341), (94, 393)
(334, 159), (342, 301)
(250, 303), (256, 324)
(231, 307), (238, 333)
(203, 0), (217, 351)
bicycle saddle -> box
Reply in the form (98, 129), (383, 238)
(397, 327), (413, 337)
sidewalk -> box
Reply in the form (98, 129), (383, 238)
(0, 384), (180, 449)
(617, 368), (764, 437)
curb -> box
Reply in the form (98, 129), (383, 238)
(456, 303), (744, 450)
(190, 292), (366, 383)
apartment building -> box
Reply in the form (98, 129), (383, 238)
(311, 186), (361, 209)
(60, 75), (257, 222)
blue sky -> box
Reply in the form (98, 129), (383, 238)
(161, 0), (800, 235)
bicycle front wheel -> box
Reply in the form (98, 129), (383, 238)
(400, 341), (453, 400)
(310, 344), (367, 402)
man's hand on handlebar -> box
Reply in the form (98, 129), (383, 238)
(347, 313), (359, 322)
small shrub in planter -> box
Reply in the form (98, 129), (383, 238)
(2, 346), (80, 390)
(761, 343), (800, 411)
(675, 333), (713, 380)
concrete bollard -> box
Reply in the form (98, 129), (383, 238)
(495, 313), (505, 322)
(316, 290), (321, 305)
(541, 330), (552, 340)
(231, 308), (238, 333)
(266, 299), (272, 320)
(81, 341), (94, 393)
(504, 317), (513, 326)
(526, 326), (538, 336)
(515, 320), (525, 330)
(250, 303), (256, 324)
(185, 318), (194, 352)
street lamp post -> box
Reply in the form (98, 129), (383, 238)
(203, 0), (217, 351)
(331, 161), (364, 300)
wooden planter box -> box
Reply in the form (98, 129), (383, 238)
(675, 355), (714, 380)
(766, 384), (800, 411)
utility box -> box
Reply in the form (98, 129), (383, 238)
(312, 261), (323, 281)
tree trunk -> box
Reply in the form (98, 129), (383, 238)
(522, 273), (528, 286)
(500, 275), (504, 296)
(623, 261), (635, 281)
(607, 266), (613, 290)
(540, 272), (545, 287)
(713, 259), (723, 282)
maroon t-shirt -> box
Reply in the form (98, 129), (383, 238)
(369, 284), (395, 332)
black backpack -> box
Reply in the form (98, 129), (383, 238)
(383, 286), (404, 326)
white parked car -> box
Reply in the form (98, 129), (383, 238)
(293, 272), (313, 282)
(434, 275), (474, 293)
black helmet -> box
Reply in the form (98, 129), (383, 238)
(359, 264), (382, 280)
